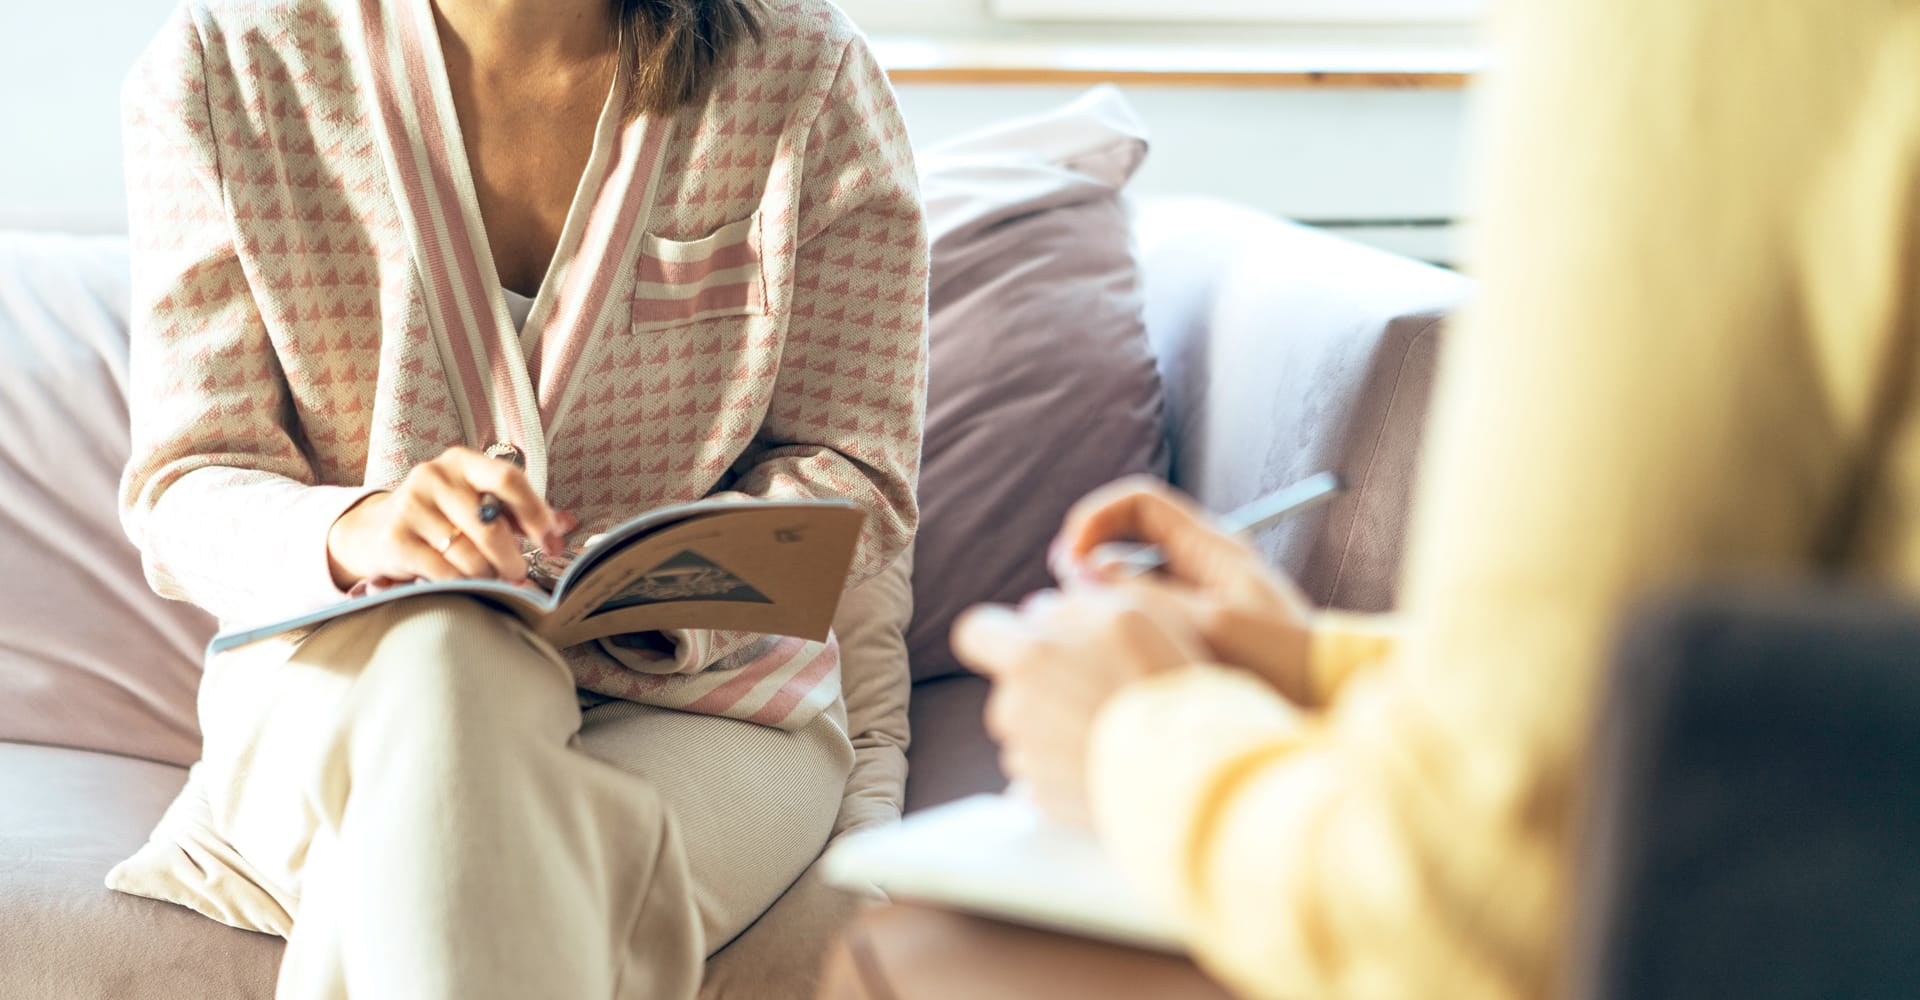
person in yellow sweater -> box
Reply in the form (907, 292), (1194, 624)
(950, 1), (1920, 997)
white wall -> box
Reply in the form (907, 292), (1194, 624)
(0, 2), (176, 232)
(900, 85), (1467, 219)
(0, 2), (1473, 259)
(895, 83), (1469, 259)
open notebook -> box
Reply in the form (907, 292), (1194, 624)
(820, 793), (1186, 952)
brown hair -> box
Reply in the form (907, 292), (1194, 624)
(613, 0), (765, 118)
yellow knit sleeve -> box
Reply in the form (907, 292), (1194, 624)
(1304, 611), (1403, 707)
(1087, 664), (1536, 1000)
(1086, 665), (1309, 927)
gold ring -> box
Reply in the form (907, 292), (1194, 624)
(435, 532), (460, 554)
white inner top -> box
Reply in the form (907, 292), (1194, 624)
(503, 287), (536, 333)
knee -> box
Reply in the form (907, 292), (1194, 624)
(328, 596), (577, 755)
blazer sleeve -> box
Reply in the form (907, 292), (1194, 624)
(714, 32), (925, 584)
(1084, 1), (1920, 998)
(632, 34), (928, 676)
(117, 6), (376, 625)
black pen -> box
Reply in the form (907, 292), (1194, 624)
(478, 442), (520, 526)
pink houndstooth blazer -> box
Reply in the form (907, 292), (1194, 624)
(118, 0), (928, 730)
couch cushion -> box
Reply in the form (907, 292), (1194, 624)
(903, 673), (1005, 813)
(1134, 198), (1468, 612)
(0, 233), (215, 767)
(669, 546), (920, 1000)
(0, 742), (281, 1000)
(832, 543), (915, 826)
(907, 87), (1169, 683)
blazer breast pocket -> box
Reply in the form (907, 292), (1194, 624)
(631, 212), (768, 333)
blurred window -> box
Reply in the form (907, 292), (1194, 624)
(988, 0), (1480, 21)
(835, 0), (1482, 28)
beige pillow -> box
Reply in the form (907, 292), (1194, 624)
(0, 232), (214, 768)
(697, 546), (913, 999)
(906, 87), (1168, 683)
(829, 543), (915, 836)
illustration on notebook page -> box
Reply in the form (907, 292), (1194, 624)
(597, 550), (774, 610)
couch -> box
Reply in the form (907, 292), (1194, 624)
(0, 191), (1465, 998)
(905, 194), (1467, 813)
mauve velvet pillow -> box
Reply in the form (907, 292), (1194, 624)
(0, 233), (214, 766)
(908, 88), (1170, 682)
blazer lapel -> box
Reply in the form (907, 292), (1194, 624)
(531, 98), (674, 439)
(351, 0), (675, 485)
(351, 0), (549, 489)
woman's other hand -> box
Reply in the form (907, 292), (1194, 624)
(1053, 476), (1316, 702)
(324, 446), (573, 589)
(951, 588), (1205, 828)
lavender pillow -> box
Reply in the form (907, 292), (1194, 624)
(909, 88), (1169, 682)
(0, 233), (213, 766)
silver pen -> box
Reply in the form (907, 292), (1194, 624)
(1092, 471), (1345, 579)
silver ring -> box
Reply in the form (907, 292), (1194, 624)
(435, 532), (461, 554)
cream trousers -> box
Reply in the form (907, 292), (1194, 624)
(188, 595), (853, 1000)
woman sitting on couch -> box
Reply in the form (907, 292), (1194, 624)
(110, 0), (925, 997)
(954, 1), (1920, 997)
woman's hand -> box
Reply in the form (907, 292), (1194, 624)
(951, 588), (1206, 828)
(325, 446), (573, 589)
(1052, 476), (1316, 702)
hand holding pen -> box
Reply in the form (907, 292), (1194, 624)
(949, 473), (1343, 823)
(324, 445), (573, 589)
(1039, 473), (1341, 700)
(1072, 472), (1343, 581)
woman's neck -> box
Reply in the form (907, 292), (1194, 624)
(432, 0), (616, 72)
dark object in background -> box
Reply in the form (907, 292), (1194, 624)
(1576, 587), (1920, 1000)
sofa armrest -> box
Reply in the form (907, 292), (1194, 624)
(817, 904), (1238, 1000)
(1573, 587), (1920, 1000)
(1134, 197), (1469, 612)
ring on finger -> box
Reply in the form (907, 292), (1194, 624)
(434, 531), (461, 555)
